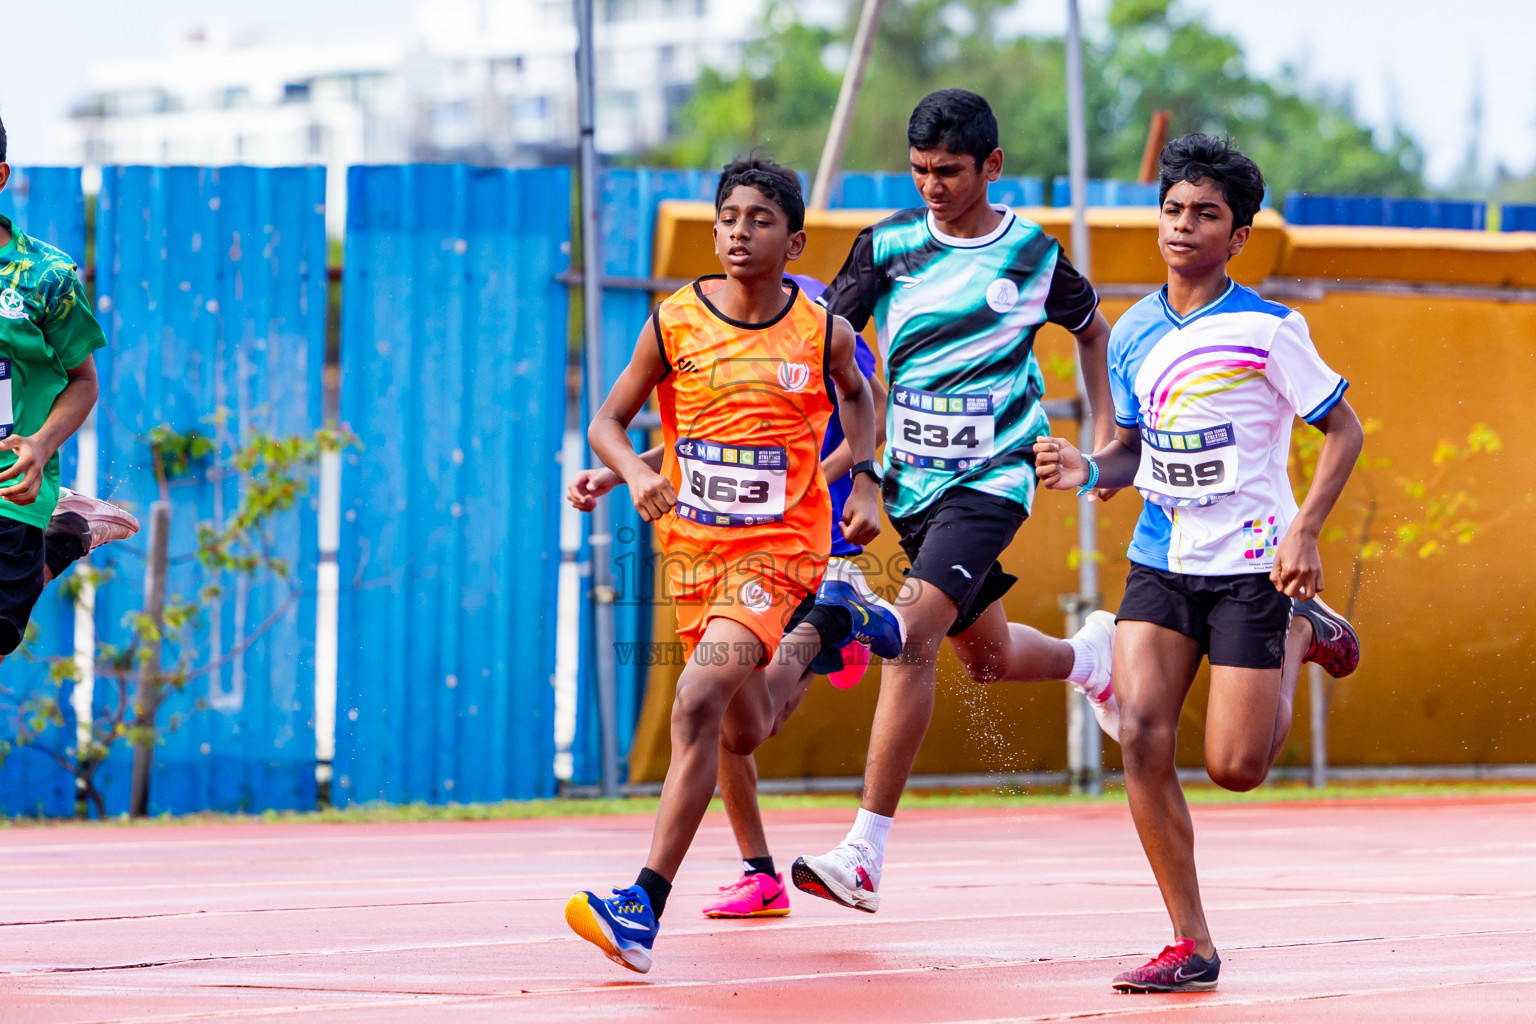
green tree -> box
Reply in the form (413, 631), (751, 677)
(660, 0), (1424, 199)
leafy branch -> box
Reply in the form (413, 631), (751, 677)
(0, 418), (355, 818)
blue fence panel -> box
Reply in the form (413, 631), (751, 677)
(831, 173), (1044, 210)
(834, 172), (921, 210)
(1050, 177), (1160, 207)
(564, 169), (708, 787)
(1284, 194), (1487, 230)
(337, 165), (569, 805)
(0, 168), (88, 816)
(94, 165), (326, 815)
(1503, 205), (1536, 232)
(992, 177), (1047, 208)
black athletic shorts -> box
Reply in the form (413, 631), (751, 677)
(0, 517), (47, 656)
(889, 487), (1027, 637)
(1117, 563), (1292, 669)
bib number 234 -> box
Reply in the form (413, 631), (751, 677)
(890, 386), (994, 471)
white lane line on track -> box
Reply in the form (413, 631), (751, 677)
(7, 895), (1534, 977)
(49, 937), (1536, 1023)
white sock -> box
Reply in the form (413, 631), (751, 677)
(846, 807), (892, 860)
(1065, 636), (1097, 686)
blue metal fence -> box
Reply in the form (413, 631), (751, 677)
(92, 165), (327, 815)
(335, 164), (570, 805)
(1283, 194), (1488, 230)
(1050, 177), (1160, 207)
(0, 167), (87, 816)
(1501, 205), (1536, 232)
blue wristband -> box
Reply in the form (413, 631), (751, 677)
(1076, 455), (1100, 497)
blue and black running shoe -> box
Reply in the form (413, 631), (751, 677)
(1112, 938), (1220, 993)
(816, 558), (907, 660)
(564, 885), (658, 973)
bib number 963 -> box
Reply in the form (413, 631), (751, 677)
(674, 437), (789, 527)
(689, 471), (770, 505)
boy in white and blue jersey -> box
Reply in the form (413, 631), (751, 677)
(794, 89), (1122, 914)
(1036, 134), (1365, 993)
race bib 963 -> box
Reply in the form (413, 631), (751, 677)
(674, 437), (789, 527)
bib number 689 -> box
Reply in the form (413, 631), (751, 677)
(690, 470), (769, 504)
(1149, 456), (1225, 488)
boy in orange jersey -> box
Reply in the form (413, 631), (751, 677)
(565, 157), (883, 973)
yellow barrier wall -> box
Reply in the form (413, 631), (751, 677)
(626, 203), (1536, 783)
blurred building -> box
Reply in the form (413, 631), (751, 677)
(54, 0), (795, 223)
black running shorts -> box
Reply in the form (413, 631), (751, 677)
(888, 487), (1027, 637)
(1116, 563), (1292, 669)
(0, 517), (47, 656)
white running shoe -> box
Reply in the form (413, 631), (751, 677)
(53, 487), (141, 553)
(791, 839), (881, 913)
(1072, 609), (1121, 743)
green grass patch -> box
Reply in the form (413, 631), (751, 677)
(3, 779), (1531, 829)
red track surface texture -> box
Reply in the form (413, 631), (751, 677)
(3, 795), (1534, 1022)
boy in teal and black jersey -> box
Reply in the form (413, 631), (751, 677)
(793, 89), (1123, 912)
(0, 114), (139, 661)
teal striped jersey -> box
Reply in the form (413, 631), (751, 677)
(820, 206), (1099, 518)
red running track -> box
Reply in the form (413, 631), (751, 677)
(3, 794), (1534, 1022)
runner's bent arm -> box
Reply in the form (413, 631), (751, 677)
(827, 316), (880, 546)
(568, 444), (662, 511)
(0, 355), (99, 506)
(820, 375), (887, 481)
(1032, 427), (1141, 493)
(587, 319), (676, 522)
(1271, 398), (1363, 599)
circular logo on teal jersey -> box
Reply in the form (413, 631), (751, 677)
(0, 288), (26, 320)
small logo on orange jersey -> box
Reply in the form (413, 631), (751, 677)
(777, 361), (811, 393)
(740, 579), (773, 612)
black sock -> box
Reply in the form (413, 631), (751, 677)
(803, 604), (852, 654)
(43, 512), (89, 579)
(743, 855), (776, 877)
(634, 867), (671, 919)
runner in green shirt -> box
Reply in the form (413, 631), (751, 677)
(0, 115), (140, 661)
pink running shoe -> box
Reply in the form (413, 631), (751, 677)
(827, 641), (869, 689)
(701, 871), (790, 919)
(53, 487), (140, 552)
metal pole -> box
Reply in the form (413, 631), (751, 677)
(1064, 0), (1101, 795)
(575, 0), (621, 798)
(809, 0), (888, 211)
(129, 501), (172, 818)
(1309, 663), (1328, 788)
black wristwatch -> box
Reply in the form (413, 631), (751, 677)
(851, 460), (883, 485)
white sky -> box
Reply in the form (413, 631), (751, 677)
(3, 0), (1533, 187)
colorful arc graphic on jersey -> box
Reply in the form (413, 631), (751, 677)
(1146, 347), (1267, 429)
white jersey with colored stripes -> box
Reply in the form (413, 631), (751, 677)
(1109, 280), (1348, 576)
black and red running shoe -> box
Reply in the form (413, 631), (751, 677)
(1112, 938), (1220, 993)
(1293, 596), (1360, 678)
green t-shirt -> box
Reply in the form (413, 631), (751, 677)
(0, 214), (106, 528)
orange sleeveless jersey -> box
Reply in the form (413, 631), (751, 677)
(654, 277), (835, 590)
